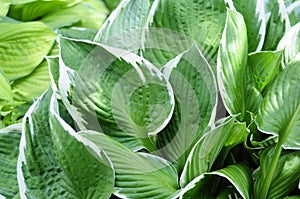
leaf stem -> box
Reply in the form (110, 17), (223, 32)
(259, 143), (282, 199)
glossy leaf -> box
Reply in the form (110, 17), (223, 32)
(277, 22), (300, 65)
(180, 117), (248, 187)
(233, 0), (266, 52)
(254, 148), (300, 199)
(217, 9), (248, 119)
(17, 88), (114, 199)
(180, 163), (251, 199)
(80, 131), (180, 199)
(58, 37), (174, 151)
(256, 58), (300, 149)
(0, 21), (56, 80)
(155, 43), (217, 172)
(0, 124), (21, 198)
(248, 50), (283, 92)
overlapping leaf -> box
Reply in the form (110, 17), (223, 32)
(155, 43), (217, 172)
(80, 131), (180, 199)
(17, 88), (114, 198)
(58, 37), (174, 151)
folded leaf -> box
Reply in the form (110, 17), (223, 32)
(18, 88), (114, 198)
(0, 2), (10, 16)
(0, 68), (13, 102)
(155, 43), (217, 172)
(217, 9), (248, 119)
(80, 131), (180, 199)
(180, 117), (248, 187)
(277, 22), (300, 65)
(58, 37), (174, 151)
(248, 50), (283, 92)
(180, 163), (251, 199)
(0, 21), (56, 80)
(0, 124), (21, 198)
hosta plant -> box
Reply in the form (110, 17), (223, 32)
(1, 0), (300, 199)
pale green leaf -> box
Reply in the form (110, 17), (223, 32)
(0, 21), (56, 80)
(0, 2), (10, 16)
(11, 59), (50, 102)
(233, 0), (266, 52)
(58, 37), (174, 151)
(155, 43), (217, 172)
(58, 28), (98, 41)
(18, 88), (114, 199)
(180, 117), (248, 187)
(256, 58), (300, 149)
(217, 9), (248, 119)
(277, 22), (300, 65)
(80, 131), (180, 199)
(46, 56), (59, 90)
(8, 0), (79, 21)
(0, 123), (21, 198)
(180, 163), (251, 199)
(248, 50), (283, 92)
(0, 68), (13, 102)
(287, 1), (300, 25)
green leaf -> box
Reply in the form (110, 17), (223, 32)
(262, 0), (291, 50)
(180, 163), (251, 199)
(103, 0), (120, 11)
(40, 0), (108, 29)
(0, 123), (21, 198)
(256, 58), (300, 149)
(277, 22), (300, 65)
(0, 2), (10, 16)
(95, 0), (227, 70)
(217, 9), (248, 119)
(232, 0), (266, 52)
(248, 50), (283, 92)
(18, 88), (114, 199)
(58, 37), (174, 151)
(8, 0), (79, 21)
(0, 21), (56, 80)
(11, 59), (51, 102)
(254, 148), (300, 199)
(47, 56), (59, 90)
(155, 43), (217, 172)
(80, 131), (180, 199)
(0, 68), (13, 102)
(58, 28), (98, 41)
(287, 1), (300, 25)
(180, 117), (248, 187)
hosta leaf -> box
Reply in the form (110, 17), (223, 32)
(180, 117), (248, 187)
(155, 43), (217, 172)
(58, 37), (174, 151)
(0, 124), (21, 198)
(233, 0), (266, 52)
(180, 163), (251, 199)
(58, 28), (98, 41)
(287, 1), (300, 25)
(217, 9), (248, 119)
(0, 68), (13, 102)
(95, 0), (227, 70)
(18, 88), (114, 198)
(262, 0), (291, 50)
(40, 0), (108, 29)
(47, 56), (59, 90)
(0, 2), (10, 16)
(80, 131), (180, 199)
(254, 148), (300, 199)
(11, 58), (51, 102)
(277, 22), (300, 65)
(8, 0), (79, 21)
(256, 58), (300, 149)
(248, 50), (283, 92)
(0, 21), (56, 80)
